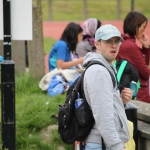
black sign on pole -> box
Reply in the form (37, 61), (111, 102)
(1, 0), (16, 150)
(3, 0), (11, 60)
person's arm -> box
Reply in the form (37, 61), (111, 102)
(122, 43), (150, 80)
(141, 46), (150, 65)
(121, 88), (133, 104)
(55, 41), (83, 69)
(57, 57), (83, 69)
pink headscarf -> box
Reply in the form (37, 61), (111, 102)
(82, 18), (98, 46)
(82, 18), (98, 36)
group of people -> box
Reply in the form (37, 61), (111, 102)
(48, 18), (101, 72)
(48, 11), (150, 103)
(48, 11), (150, 150)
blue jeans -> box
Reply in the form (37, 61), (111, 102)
(85, 143), (111, 150)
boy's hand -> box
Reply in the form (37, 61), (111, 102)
(121, 88), (133, 104)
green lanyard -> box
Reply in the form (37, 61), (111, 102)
(114, 60), (140, 100)
(113, 60), (128, 82)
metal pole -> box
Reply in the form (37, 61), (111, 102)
(131, 0), (135, 11)
(117, 0), (121, 20)
(3, 0), (11, 60)
(48, 0), (52, 21)
(83, 0), (87, 20)
(2, 0), (16, 149)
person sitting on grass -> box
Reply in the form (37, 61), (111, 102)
(48, 22), (83, 72)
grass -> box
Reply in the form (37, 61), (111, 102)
(40, 0), (150, 21)
(0, 0), (150, 149)
(42, 0), (150, 54)
(44, 37), (56, 54)
(0, 72), (73, 149)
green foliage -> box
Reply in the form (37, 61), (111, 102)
(15, 72), (41, 94)
(41, 0), (150, 21)
(44, 37), (56, 54)
(42, 0), (150, 54)
(0, 72), (69, 149)
(1, 0), (150, 149)
(50, 130), (73, 150)
(16, 132), (51, 150)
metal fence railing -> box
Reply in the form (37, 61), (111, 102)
(35, 0), (150, 21)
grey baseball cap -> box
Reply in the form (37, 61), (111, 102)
(95, 24), (123, 42)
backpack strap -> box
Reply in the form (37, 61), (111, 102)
(84, 60), (116, 88)
(114, 60), (128, 83)
(74, 60), (116, 93)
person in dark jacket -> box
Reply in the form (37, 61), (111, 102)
(115, 60), (139, 99)
(116, 11), (150, 103)
(115, 60), (139, 87)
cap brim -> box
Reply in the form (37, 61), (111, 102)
(101, 35), (124, 42)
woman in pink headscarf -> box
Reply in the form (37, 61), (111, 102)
(76, 18), (101, 57)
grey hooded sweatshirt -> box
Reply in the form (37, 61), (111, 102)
(83, 52), (130, 150)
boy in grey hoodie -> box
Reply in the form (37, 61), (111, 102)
(83, 24), (132, 150)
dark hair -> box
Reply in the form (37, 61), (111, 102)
(97, 20), (101, 30)
(60, 22), (83, 53)
(123, 11), (148, 36)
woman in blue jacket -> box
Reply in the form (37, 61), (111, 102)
(48, 22), (83, 71)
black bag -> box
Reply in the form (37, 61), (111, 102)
(114, 59), (139, 89)
(114, 59), (139, 99)
(58, 60), (116, 144)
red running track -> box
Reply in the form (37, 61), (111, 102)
(43, 21), (150, 44)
